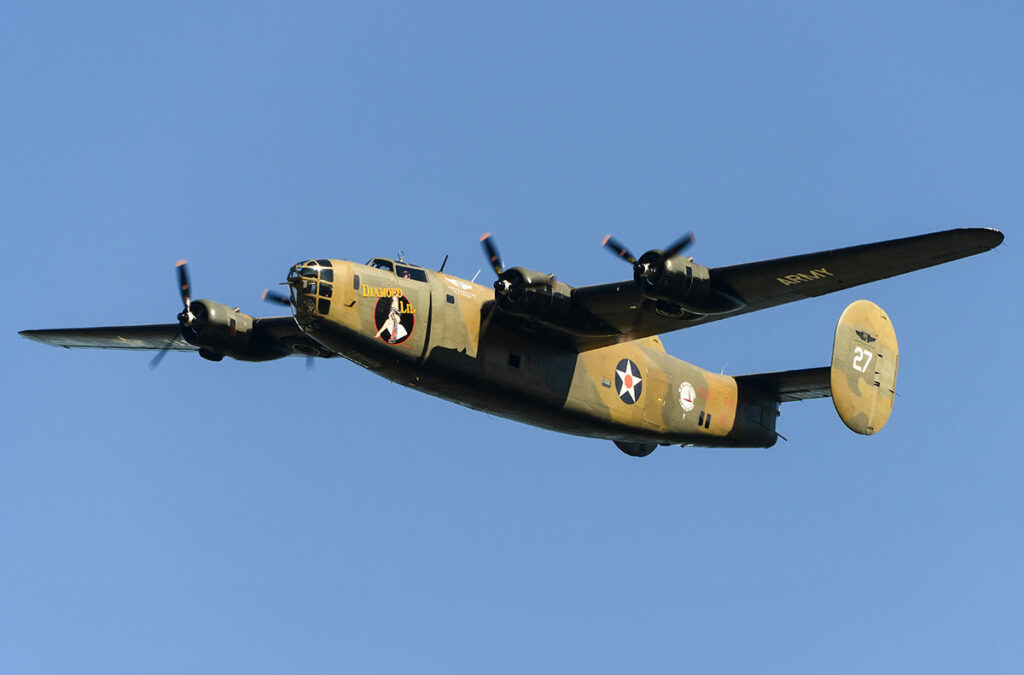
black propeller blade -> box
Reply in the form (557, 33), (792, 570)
(151, 259), (193, 369)
(175, 259), (195, 326)
(480, 232), (504, 277)
(602, 232), (695, 268)
(660, 232), (695, 262)
(601, 234), (637, 264)
(149, 344), (172, 370)
(261, 288), (292, 307)
(176, 259), (191, 307)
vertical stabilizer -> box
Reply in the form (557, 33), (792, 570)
(831, 300), (899, 435)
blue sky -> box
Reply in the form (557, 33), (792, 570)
(2, 2), (1021, 673)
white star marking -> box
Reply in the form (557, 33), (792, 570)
(616, 360), (642, 402)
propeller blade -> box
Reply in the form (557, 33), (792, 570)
(175, 259), (191, 307)
(149, 341), (174, 369)
(480, 232), (504, 276)
(601, 234), (637, 264)
(262, 288), (291, 307)
(660, 232), (695, 261)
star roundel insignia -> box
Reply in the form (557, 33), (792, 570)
(614, 358), (643, 405)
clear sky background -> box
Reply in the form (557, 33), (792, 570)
(2, 2), (1021, 673)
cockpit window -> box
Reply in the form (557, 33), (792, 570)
(316, 259), (332, 267)
(368, 259), (394, 272)
(395, 265), (427, 282)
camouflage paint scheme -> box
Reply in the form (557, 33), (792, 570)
(19, 228), (1003, 455)
(296, 259), (769, 454)
(830, 300), (898, 435)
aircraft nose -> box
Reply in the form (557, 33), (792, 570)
(288, 259), (334, 316)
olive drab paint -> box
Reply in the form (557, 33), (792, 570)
(20, 228), (1003, 456)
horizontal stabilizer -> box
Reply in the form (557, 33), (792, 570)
(734, 366), (831, 402)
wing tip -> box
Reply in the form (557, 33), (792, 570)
(18, 329), (66, 348)
(980, 227), (1004, 248)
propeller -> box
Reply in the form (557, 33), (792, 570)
(151, 259), (194, 369)
(477, 232), (508, 335)
(261, 288), (292, 307)
(602, 231), (695, 280)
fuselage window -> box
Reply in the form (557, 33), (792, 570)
(352, 274), (360, 290)
(395, 265), (427, 282)
(320, 268), (334, 283)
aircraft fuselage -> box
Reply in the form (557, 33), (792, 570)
(290, 257), (780, 450)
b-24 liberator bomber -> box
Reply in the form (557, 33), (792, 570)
(20, 228), (1002, 456)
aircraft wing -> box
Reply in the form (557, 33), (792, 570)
(19, 323), (197, 350)
(564, 227), (1002, 350)
(707, 227), (1002, 313)
(19, 317), (324, 359)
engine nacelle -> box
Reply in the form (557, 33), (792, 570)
(182, 299), (287, 362)
(494, 267), (573, 319)
(635, 252), (744, 316)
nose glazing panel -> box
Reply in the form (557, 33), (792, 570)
(289, 260), (334, 316)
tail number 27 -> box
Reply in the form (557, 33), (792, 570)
(852, 346), (873, 373)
